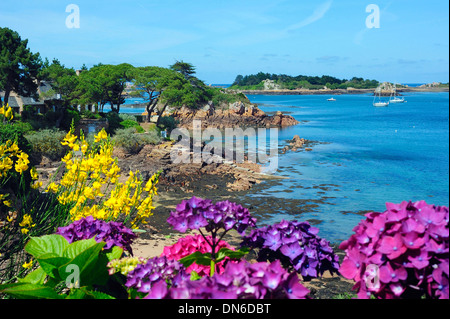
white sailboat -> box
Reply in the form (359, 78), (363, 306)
(373, 87), (389, 107)
(389, 85), (406, 103)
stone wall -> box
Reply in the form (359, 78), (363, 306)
(76, 118), (109, 135)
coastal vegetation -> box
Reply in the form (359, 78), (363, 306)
(1, 27), (448, 300)
(229, 72), (379, 90)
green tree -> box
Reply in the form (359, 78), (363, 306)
(39, 58), (79, 101)
(169, 60), (196, 79)
(0, 27), (42, 106)
(129, 66), (176, 122)
(232, 75), (244, 86)
(73, 63), (134, 113)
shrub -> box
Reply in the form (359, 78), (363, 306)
(0, 122), (31, 155)
(112, 127), (160, 154)
(119, 119), (144, 133)
(339, 200), (449, 299)
(104, 112), (122, 134)
(119, 114), (137, 122)
(157, 116), (178, 133)
(25, 129), (67, 161)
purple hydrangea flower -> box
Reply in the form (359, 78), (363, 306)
(56, 216), (137, 254)
(242, 220), (340, 281)
(141, 260), (309, 299)
(167, 197), (257, 236)
(125, 256), (189, 294)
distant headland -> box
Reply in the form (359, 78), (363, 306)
(225, 72), (449, 96)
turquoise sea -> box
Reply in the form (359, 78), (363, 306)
(244, 92), (449, 243)
(116, 91), (448, 243)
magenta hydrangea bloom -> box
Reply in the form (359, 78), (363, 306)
(339, 200), (449, 299)
(160, 234), (235, 276)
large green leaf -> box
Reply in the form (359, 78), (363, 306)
(179, 251), (212, 268)
(0, 283), (63, 299)
(18, 267), (47, 285)
(61, 237), (101, 259)
(34, 253), (71, 279)
(25, 235), (69, 258)
(58, 238), (105, 287)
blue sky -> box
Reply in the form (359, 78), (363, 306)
(1, 0), (448, 84)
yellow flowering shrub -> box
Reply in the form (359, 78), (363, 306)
(47, 126), (160, 229)
(0, 140), (29, 179)
(0, 104), (14, 122)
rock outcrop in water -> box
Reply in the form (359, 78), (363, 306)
(172, 101), (299, 129)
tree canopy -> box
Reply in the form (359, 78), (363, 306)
(0, 27), (42, 106)
(230, 72), (379, 90)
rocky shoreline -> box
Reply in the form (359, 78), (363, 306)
(172, 101), (299, 129)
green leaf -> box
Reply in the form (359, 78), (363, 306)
(18, 267), (47, 285)
(65, 287), (116, 299)
(105, 246), (124, 262)
(58, 238), (105, 287)
(215, 247), (250, 263)
(25, 235), (69, 258)
(0, 283), (63, 299)
(34, 253), (71, 280)
(61, 237), (102, 259)
(179, 251), (212, 268)
(190, 271), (202, 281)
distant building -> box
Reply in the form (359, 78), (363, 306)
(0, 81), (61, 114)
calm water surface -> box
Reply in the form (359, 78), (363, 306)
(244, 92), (449, 243)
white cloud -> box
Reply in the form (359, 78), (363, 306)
(284, 0), (333, 32)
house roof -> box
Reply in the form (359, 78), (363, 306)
(6, 96), (20, 108)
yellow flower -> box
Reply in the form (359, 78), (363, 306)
(19, 214), (36, 229)
(5, 106), (13, 121)
(7, 211), (17, 223)
(1, 104), (13, 121)
(22, 260), (33, 269)
(30, 167), (39, 180)
(94, 129), (108, 143)
(31, 181), (43, 189)
(14, 152), (30, 174)
(46, 182), (59, 193)
(3, 200), (12, 207)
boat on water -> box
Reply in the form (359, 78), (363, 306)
(389, 85), (406, 103)
(327, 98), (336, 101)
(373, 87), (389, 107)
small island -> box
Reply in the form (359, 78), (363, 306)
(227, 72), (449, 95)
